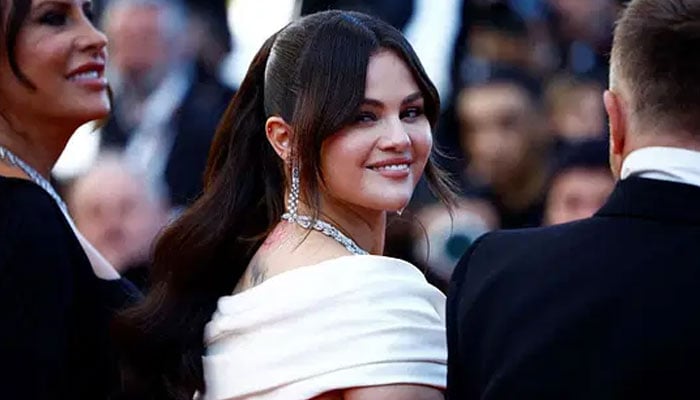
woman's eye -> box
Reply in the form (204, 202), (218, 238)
(401, 107), (424, 120)
(39, 11), (67, 26)
(354, 112), (377, 124)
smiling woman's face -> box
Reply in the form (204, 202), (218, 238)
(0, 0), (110, 127)
(319, 49), (433, 214)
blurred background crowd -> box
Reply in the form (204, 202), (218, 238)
(54, 0), (625, 292)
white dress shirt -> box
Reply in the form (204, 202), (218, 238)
(621, 146), (700, 188)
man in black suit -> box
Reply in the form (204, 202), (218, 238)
(447, 1), (700, 398)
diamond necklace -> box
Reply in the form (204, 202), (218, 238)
(282, 165), (368, 256)
(281, 212), (369, 256)
(0, 146), (68, 213)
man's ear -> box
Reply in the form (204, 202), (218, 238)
(604, 90), (628, 179)
(265, 116), (292, 162)
(604, 90), (626, 156)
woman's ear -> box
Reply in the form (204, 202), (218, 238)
(265, 116), (292, 162)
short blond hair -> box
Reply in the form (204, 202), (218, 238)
(611, 0), (700, 133)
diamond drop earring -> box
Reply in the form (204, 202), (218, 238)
(280, 163), (369, 255)
(287, 165), (301, 221)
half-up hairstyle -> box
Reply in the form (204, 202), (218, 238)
(114, 10), (455, 400)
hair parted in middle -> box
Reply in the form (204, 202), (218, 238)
(115, 10), (455, 399)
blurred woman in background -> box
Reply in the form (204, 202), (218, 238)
(0, 0), (138, 398)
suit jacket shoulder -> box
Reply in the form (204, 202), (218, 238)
(447, 178), (700, 400)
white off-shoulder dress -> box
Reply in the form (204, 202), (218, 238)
(201, 255), (447, 400)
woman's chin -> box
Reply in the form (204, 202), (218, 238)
(341, 192), (414, 215)
(379, 199), (411, 214)
(76, 100), (111, 124)
(89, 107), (111, 122)
(75, 110), (110, 127)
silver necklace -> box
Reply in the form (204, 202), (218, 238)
(281, 212), (369, 256)
(0, 146), (68, 213)
(282, 165), (368, 256)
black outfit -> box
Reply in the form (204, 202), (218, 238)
(121, 262), (150, 293)
(447, 177), (700, 399)
(101, 66), (234, 207)
(0, 177), (140, 399)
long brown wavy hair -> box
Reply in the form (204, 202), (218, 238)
(114, 10), (455, 399)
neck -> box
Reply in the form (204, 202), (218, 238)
(299, 198), (387, 255)
(0, 114), (77, 179)
(625, 129), (700, 158)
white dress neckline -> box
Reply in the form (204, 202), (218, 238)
(201, 255), (447, 400)
(222, 254), (416, 300)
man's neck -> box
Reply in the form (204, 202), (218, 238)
(624, 126), (700, 157)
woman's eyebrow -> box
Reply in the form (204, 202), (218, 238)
(361, 92), (423, 107)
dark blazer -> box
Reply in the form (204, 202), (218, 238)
(447, 177), (700, 400)
(102, 67), (234, 207)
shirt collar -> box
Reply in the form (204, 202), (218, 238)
(621, 146), (700, 188)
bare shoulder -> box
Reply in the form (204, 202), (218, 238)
(310, 391), (343, 400)
(234, 223), (354, 293)
(342, 384), (444, 400)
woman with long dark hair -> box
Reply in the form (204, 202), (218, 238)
(118, 10), (454, 400)
(0, 0), (138, 398)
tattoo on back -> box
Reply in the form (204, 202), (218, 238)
(249, 263), (267, 287)
(261, 225), (286, 250)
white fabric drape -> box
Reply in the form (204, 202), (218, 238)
(201, 255), (447, 400)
